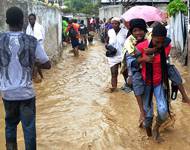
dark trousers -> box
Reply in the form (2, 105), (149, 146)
(3, 97), (36, 150)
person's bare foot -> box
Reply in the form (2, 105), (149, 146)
(33, 77), (42, 83)
(145, 127), (152, 137)
(109, 88), (118, 93)
(139, 112), (145, 128)
(152, 125), (164, 143)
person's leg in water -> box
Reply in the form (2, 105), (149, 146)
(121, 68), (132, 92)
(74, 46), (79, 57)
(84, 35), (88, 48)
(110, 63), (119, 92)
(72, 38), (79, 57)
(168, 64), (190, 104)
(142, 85), (154, 137)
(20, 98), (36, 150)
(37, 67), (43, 79)
(178, 84), (190, 104)
(132, 71), (146, 127)
(136, 95), (145, 127)
(3, 100), (20, 150)
(153, 84), (168, 143)
(32, 65), (42, 83)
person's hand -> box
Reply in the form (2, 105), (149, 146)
(105, 43), (108, 49)
(142, 55), (153, 63)
(127, 76), (132, 85)
(144, 47), (156, 55)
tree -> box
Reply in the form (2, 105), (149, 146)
(64, 0), (101, 15)
(108, 0), (137, 8)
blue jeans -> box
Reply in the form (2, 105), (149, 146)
(3, 97), (36, 150)
(142, 84), (168, 128)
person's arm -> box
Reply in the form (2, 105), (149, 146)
(135, 43), (153, 64)
(35, 61), (51, 69)
(35, 42), (51, 69)
(105, 36), (109, 46)
(137, 55), (153, 64)
(66, 25), (71, 33)
(144, 47), (157, 55)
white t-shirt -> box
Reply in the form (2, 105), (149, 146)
(0, 32), (49, 101)
(107, 28), (128, 67)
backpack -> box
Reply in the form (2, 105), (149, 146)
(79, 24), (87, 35)
(69, 26), (77, 38)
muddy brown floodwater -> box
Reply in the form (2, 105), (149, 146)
(0, 40), (190, 150)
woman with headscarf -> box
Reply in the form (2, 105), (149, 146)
(106, 17), (128, 92)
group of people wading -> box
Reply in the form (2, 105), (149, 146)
(0, 6), (190, 150)
(105, 17), (190, 142)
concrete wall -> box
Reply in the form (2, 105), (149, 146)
(0, 0), (63, 63)
(99, 4), (168, 20)
(0, 0), (8, 31)
(99, 5), (124, 20)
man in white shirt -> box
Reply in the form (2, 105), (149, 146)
(26, 13), (45, 47)
(26, 13), (45, 82)
(1, 7), (51, 150)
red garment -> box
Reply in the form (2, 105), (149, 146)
(72, 23), (80, 32)
(136, 40), (171, 86)
(66, 23), (80, 39)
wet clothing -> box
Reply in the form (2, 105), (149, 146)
(126, 34), (183, 96)
(136, 39), (170, 127)
(107, 28), (128, 67)
(137, 40), (171, 86)
(71, 38), (79, 48)
(3, 97), (36, 150)
(67, 23), (80, 48)
(0, 31), (49, 150)
(167, 64), (182, 85)
(126, 50), (144, 96)
(142, 84), (168, 128)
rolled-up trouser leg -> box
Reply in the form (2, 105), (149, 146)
(154, 84), (168, 124)
(167, 64), (182, 86)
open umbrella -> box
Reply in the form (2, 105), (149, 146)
(121, 5), (164, 22)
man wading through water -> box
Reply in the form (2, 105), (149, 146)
(135, 24), (171, 142)
(66, 19), (80, 57)
(26, 13), (45, 83)
(0, 7), (51, 150)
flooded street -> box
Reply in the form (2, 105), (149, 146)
(0, 40), (190, 150)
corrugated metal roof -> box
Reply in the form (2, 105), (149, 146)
(101, 0), (169, 3)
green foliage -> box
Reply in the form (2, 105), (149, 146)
(63, 0), (101, 15)
(167, 0), (188, 16)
